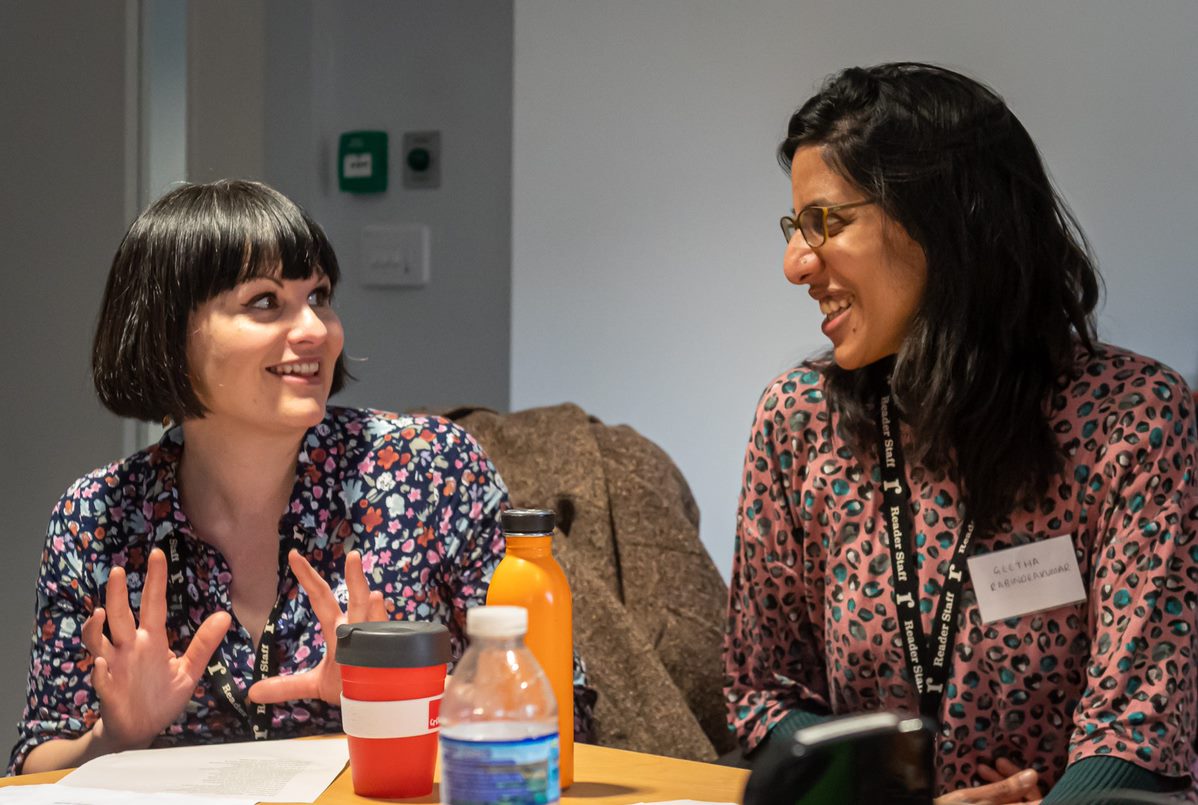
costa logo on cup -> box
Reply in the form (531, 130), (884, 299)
(429, 698), (441, 730)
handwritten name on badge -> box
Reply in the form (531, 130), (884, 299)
(967, 534), (1086, 623)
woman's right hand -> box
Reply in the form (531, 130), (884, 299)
(80, 547), (232, 751)
(934, 764), (1041, 805)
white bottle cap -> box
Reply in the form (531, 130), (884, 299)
(467, 606), (528, 638)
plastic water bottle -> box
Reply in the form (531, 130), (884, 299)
(440, 606), (561, 805)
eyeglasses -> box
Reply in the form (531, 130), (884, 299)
(780, 200), (874, 248)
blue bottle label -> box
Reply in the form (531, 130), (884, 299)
(441, 733), (561, 805)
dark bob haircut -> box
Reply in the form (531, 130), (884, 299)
(779, 63), (1102, 533)
(92, 179), (349, 422)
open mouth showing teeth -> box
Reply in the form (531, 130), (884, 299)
(268, 361), (319, 377)
(819, 296), (853, 320)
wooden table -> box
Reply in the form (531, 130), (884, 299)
(0, 742), (749, 804)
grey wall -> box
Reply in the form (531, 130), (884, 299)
(187, 1), (265, 184)
(511, 0), (1198, 580)
(0, 4), (129, 751)
(261, 0), (514, 415)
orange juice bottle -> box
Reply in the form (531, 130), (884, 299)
(486, 508), (574, 788)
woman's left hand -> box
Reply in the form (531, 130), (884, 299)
(247, 549), (387, 706)
(975, 758), (1043, 803)
(935, 758), (1043, 805)
(935, 759), (1041, 804)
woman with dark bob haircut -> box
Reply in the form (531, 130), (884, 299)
(11, 180), (509, 773)
(725, 63), (1196, 801)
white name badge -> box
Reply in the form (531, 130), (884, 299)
(967, 534), (1086, 623)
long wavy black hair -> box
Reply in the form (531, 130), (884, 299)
(779, 63), (1102, 533)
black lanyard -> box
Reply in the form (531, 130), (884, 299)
(873, 384), (975, 721)
(165, 530), (296, 740)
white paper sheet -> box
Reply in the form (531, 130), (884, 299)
(0, 785), (255, 805)
(57, 738), (349, 803)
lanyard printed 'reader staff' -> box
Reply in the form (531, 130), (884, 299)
(166, 532), (294, 740)
(873, 382), (976, 721)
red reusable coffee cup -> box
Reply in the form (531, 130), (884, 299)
(336, 621), (451, 798)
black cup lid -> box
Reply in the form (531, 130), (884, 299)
(501, 508), (555, 535)
(335, 621), (451, 668)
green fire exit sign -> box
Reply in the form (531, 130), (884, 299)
(338, 131), (388, 193)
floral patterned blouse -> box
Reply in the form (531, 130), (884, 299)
(725, 344), (1197, 794)
(10, 407), (507, 774)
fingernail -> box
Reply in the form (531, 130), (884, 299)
(1018, 770), (1036, 785)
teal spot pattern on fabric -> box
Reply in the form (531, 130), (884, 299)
(723, 348), (1196, 795)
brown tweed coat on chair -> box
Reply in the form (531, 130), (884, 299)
(442, 403), (735, 761)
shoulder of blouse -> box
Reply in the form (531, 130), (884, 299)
(50, 436), (173, 531)
(326, 405), (497, 479)
(752, 361), (831, 427)
(39, 438), (173, 583)
(1059, 342), (1193, 412)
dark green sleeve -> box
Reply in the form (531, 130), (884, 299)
(1042, 756), (1190, 803)
(747, 708), (832, 762)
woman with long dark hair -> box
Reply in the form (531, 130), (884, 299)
(725, 63), (1196, 802)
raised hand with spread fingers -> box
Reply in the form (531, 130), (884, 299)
(80, 547), (232, 752)
(247, 549), (387, 706)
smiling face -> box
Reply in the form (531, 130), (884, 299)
(185, 272), (344, 435)
(785, 146), (928, 370)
